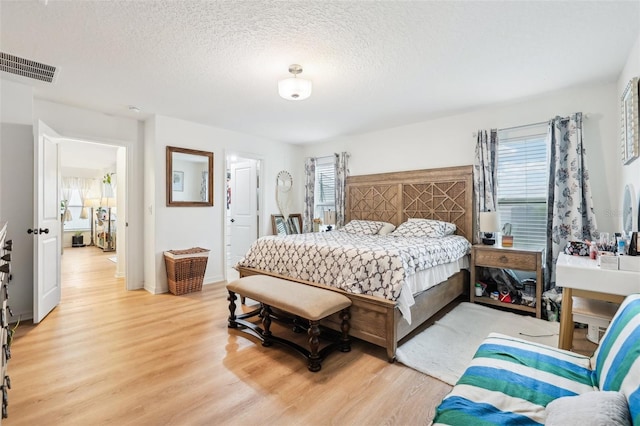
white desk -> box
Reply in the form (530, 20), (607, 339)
(556, 253), (640, 350)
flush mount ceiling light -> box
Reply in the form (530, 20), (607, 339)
(278, 64), (312, 101)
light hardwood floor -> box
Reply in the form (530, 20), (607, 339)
(6, 248), (596, 425)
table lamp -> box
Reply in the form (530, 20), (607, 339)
(479, 211), (499, 245)
(324, 210), (336, 231)
(84, 198), (101, 246)
(102, 197), (116, 252)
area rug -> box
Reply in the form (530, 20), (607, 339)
(396, 302), (559, 385)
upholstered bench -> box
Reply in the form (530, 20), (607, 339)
(226, 275), (352, 372)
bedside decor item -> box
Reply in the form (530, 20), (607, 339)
(479, 211), (499, 245)
(501, 222), (513, 246)
(278, 64), (312, 101)
(323, 210), (336, 231)
(621, 76), (639, 165)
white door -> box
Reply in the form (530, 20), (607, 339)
(33, 120), (62, 323)
(229, 160), (258, 265)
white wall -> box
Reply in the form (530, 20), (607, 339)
(0, 80), (34, 320)
(145, 115), (302, 294)
(303, 82), (620, 234)
(618, 33), (640, 232)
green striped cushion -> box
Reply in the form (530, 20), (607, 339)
(592, 293), (640, 424)
(433, 333), (596, 426)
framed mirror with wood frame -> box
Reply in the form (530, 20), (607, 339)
(271, 214), (302, 236)
(166, 146), (214, 207)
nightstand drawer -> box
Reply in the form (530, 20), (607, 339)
(474, 250), (537, 270)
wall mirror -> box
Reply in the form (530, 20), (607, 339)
(271, 214), (302, 236)
(166, 146), (214, 207)
(276, 170), (293, 218)
(621, 76), (639, 165)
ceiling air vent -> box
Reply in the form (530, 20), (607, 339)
(0, 52), (57, 83)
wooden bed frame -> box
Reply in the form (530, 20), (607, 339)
(238, 165), (474, 361)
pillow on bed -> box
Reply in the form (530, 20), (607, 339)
(406, 218), (456, 236)
(377, 222), (396, 235)
(340, 220), (384, 235)
(392, 219), (455, 238)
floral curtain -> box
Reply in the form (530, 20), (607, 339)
(302, 157), (316, 233)
(473, 129), (498, 243)
(546, 112), (598, 285)
(334, 152), (349, 228)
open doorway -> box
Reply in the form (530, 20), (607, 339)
(59, 139), (127, 290)
(225, 154), (262, 281)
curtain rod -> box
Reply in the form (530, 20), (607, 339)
(472, 113), (590, 137)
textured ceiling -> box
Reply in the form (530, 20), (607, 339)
(1, 1), (638, 144)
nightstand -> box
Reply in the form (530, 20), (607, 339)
(470, 244), (544, 318)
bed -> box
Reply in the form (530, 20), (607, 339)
(237, 165), (474, 361)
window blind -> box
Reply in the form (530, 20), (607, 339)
(314, 156), (335, 218)
(497, 129), (548, 250)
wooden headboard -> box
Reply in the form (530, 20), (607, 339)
(345, 165), (474, 241)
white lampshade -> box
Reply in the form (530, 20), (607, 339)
(278, 64), (312, 101)
(102, 197), (117, 208)
(84, 198), (101, 208)
(479, 211), (499, 233)
(278, 77), (312, 101)
(324, 210), (336, 226)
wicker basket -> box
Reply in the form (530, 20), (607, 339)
(163, 247), (210, 295)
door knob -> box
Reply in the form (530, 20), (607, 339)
(230, 219), (235, 223)
(39, 228), (49, 234)
(27, 228), (38, 235)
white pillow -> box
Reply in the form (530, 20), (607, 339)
(377, 222), (396, 235)
(545, 391), (631, 426)
(392, 219), (455, 238)
(407, 218), (456, 235)
(340, 220), (384, 235)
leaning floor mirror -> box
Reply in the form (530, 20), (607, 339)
(166, 146), (214, 207)
(271, 214), (302, 235)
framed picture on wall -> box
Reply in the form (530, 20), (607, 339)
(621, 76), (639, 165)
(172, 170), (184, 192)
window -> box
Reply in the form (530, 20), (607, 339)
(63, 189), (91, 231)
(314, 156), (335, 219)
(496, 124), (549, 250)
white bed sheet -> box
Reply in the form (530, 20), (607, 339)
(397, 256), (470, 324)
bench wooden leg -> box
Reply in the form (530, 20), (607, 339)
(261, 304), (273, 347)
(308, 320), (321, 372)
(227, 291), (237, 328)
(340, 308), (351, 352)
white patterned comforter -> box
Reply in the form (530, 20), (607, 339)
(236, 231), (471, 307)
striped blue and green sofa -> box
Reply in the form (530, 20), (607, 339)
(433, 293), (640, 425)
